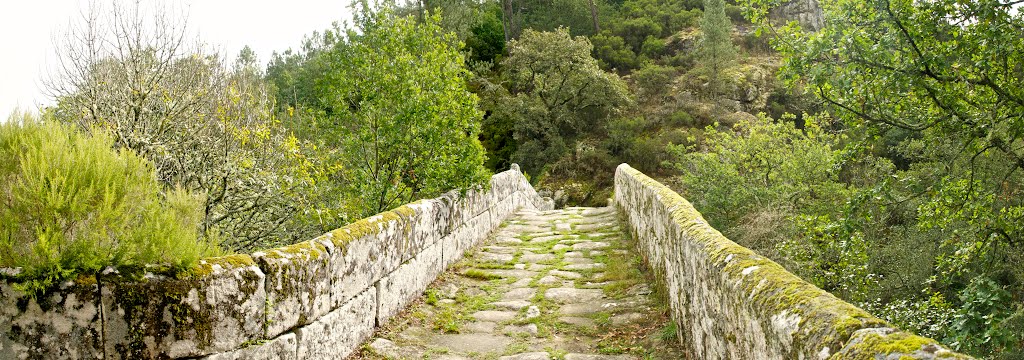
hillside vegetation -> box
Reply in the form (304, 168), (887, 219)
(0, 0), (1020, 357)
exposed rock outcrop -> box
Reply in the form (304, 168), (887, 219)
(770, 0), (824, 31)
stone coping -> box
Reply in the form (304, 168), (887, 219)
(613, 163), (971, 360)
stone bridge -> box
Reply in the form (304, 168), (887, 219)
(1, 164), (970, 359)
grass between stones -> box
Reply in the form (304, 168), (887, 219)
(352, 208), (686, 360)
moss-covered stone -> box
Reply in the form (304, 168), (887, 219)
(831, 328), (971, 360)
(254, 240), (332, 339)
(101, 258), (265, 359)
(0, 278), (104, 359)
(612, 163), (973, 360)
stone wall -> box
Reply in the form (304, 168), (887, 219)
(613, 164), (971, 360)
(0, 165), (552, 360)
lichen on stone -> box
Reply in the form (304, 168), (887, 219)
(185, 254), (256, 279)
(612, 163), (973, 359)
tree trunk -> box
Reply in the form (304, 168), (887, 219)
(501, 0), (517, 41)
(588, 0), (600, 33)
(501, 0), (512, 42)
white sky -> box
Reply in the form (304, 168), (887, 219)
(0, 0), (353, 118)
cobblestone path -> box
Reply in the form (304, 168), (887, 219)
(352, 206), (684, 360)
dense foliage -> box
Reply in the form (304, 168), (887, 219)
(313, 8), (490, 216)
(48, 2), (323, 251)
(494, 28), (631, 176)
(735, 0), (1024, 356)
(0, 113), (217, 293)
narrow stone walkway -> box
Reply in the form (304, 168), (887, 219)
(353, 207), (684, 360)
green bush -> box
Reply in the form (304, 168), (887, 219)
(632, 63), (677, 101)
(667, 110), (698, 128)
(590, 32), (639, 71)
(639, 36), (668, 58)
(611, 18), (663, 52)
(666, 114), (865, 295)
(0, 113), (217, 293)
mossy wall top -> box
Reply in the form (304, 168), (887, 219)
(613, 163), (971, 360)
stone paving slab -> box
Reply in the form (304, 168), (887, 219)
(350, 207), (684, 360)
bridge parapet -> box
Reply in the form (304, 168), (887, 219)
(614, 163), (971, 360)
(0, 165), (552, 359)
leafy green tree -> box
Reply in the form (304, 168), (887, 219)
(698, 0), (737, 95)
(0, 112), (217, 294)
(502, 0), (607, 38)
(312, 7), (490, 216)
(743, 0), (1024, 355)
(465, 6), (507, 63)
(497, 28), (631, 175)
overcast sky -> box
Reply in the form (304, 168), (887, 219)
(0, 0), (353, 118)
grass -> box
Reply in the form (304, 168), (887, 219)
(503, 339), (530, 355)
(425, 289), (439, 306)
(463, 269), (503, 280)
(547, 347), (569, 360)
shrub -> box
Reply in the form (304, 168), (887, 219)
(632, 63), (677, 101)
(667, 110), (698, 128)
(590, 32), (639, 71)
(639, 36), (668, 59)
(0, 113), (217, 293)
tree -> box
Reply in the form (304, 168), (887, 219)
(312, 6), (490, 216)
(698, 0), (737, 95)
(464, 5), (507, 63)
(497, 28), (631, 175)
(46, 1), (318, 251)
(743, 0), (1024, 355)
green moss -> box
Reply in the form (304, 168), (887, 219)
(263, 240), (326, 261)
(393, 204), (417, 218)
(74, 274), (98, 286)
(185, 254), (255, 279)
(831, 331), (972, 359)
(327, 208), (410, 251)
(616, 165), (913, 354)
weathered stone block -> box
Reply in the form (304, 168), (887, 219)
(439, 232), (464, 270)
(436, 190), (467, 234)
(490, 194), (517, 226)
(296, 288), (376, 359)
(322, 209), (411, 308)
(457, 186), (495, 224)
(402, 199), (445, 263)
(200, 332), (298, 360)
(462, 210), (494, 250)
(376, 242), (443, 324)
(489, 170), (519, 201)
(101, 255), (266, 359)
(831, 327), (969, 359)
(0, 278), (104, 359)
(254, 239), (332, 339)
